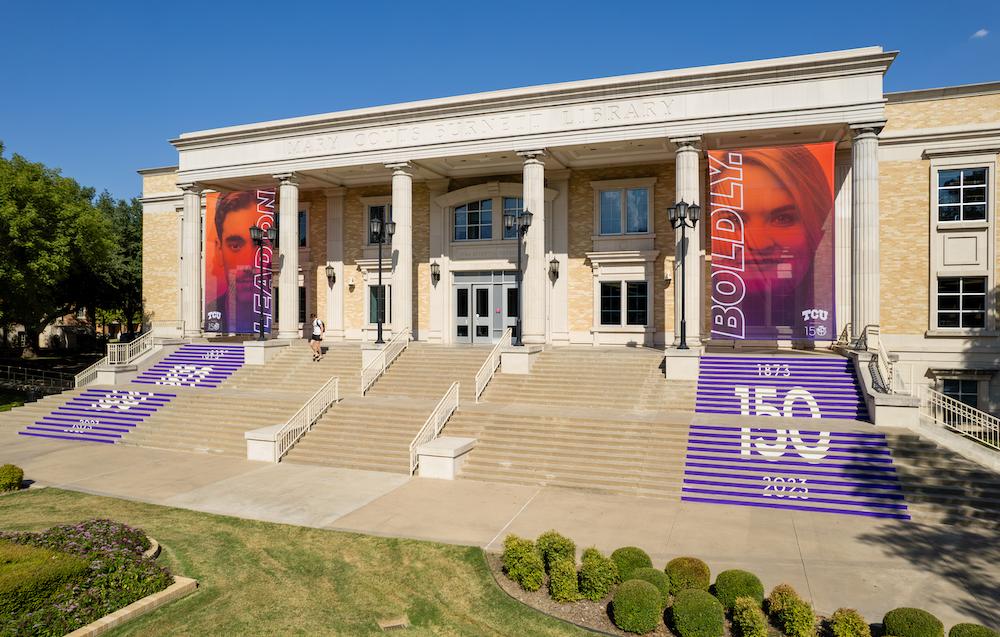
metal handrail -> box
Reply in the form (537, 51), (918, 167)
(921, 386), (999, 451)
(360, 328), (410, 395)
(409, 381), (460, 474)
(108, 330), (154, 365)
(474, 328), (511, 403)
(1, 365), (75, 390)
(274, 376), (340, 462)
(74, 357), (107, 388)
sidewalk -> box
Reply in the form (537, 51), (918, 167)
(0, 429), (996, 629)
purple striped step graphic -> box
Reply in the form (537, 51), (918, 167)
(681, 424), (909, 520)
(18, 389), (175, 444)
(133, 344), (245, 388)
(695, 355), (869, 421)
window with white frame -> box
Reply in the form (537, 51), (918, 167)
(936, 277), (986, 328)
(368, 284), (391, 324)
(502, 197), (523, 240)
(600, 281), (648, 326)
(937, 167), (988, 222)
(941, 378), (979, 408)
(599, 187), (649, 235)
(454, 199), (492, 241)
(367, 204), (392, 245)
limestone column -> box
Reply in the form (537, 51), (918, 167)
(324, 187), (346, 340)
(518, 150), (546, 345)
(850, 123), (884, 338)
(387, 162), (413, 337)
(671, 137), (704, 348)
(178, 183), (203, 337)
(275, 173), (300, 340)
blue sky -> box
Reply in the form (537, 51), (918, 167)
(1, 0), (997, 200)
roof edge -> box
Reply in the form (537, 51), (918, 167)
(887, 81), (1000, 104)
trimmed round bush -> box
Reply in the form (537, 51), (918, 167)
(0, 464), (23, 492)
(732, 596), (768, 637)
(883, 608), (944, 637)
(671, 588), (725, 637)
(578, 547), (617, 601)
(783, 597), (817, 637)
(612, 579), (662, 634)
(665, 556), (711, 594)
(831, 608), (872, 637)
(767, 583), (801, 620)
(501, 534), (544, 592)
(611, 546), (653, 583)
(713, 569), (764, 610)
(548, 557), (579, 602)
(949, 624), (999, 637)
(536, 530), (575, 572)
(629, 567), (670, 607)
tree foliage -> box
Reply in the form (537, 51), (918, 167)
(0, 142), (142, 354)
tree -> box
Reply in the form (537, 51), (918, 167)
(94, 193), (143, 338)
(0, 142), (119, 356)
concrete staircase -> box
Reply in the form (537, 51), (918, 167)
(481, 346), (685, 411)
(365, 342), (490, 402)
(223, 342), (363, 398)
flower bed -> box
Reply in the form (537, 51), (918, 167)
(0, 519), (173, 636)
(491, 529), (998, 637)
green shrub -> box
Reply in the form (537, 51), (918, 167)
(671, 588), (725, 637)
(949, 624), (999, 637)
(536, 530), (575, 572)
(501, 534), (544, 592)
(713, 569), (764, 610)
(0, 540), (89, 617)
(0, 464), (23, 492)
(732, 596), (768, 637)
(612, 579), (662, 634)
(767, 583), (801, 620)
(782, 597), (817, 637)
(831, 608), (872, 637)
(578, 547), (617, 601)
(665, 556), (711, 594)
(611, 546), (653, 583)
(882, 608), (944, 637)
(629, 567), (670, 607)
(548, 557), (579, 602)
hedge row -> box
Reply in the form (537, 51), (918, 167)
(0, 464), (23, 492)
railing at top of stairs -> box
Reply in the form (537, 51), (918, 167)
(75, 330), (156, 388)
(835, 323), (913, 397)
(409, 381), (460, 474)
(921, 386), (1000, 451)
(474, 328), (511, 403)
(360, 328), (410, 395)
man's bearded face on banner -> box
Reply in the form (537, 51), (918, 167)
(216, 196), (260, 306)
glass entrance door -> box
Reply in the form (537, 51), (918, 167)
(455, 287), (471, 343)
(472, 285), (492, 344)
(453, 271), (519, 345)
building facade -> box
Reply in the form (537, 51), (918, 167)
(139, 47), (1000, 413)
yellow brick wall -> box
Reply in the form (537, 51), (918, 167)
(142, 209), (179, 324)
(141, 172), (178, 196)
(567, 163), (677, 337)
(885, 94), (1000, 132)
(300, 191), (327, 325)
(879, 161), (930, 334)
(343, 185), (389, 332)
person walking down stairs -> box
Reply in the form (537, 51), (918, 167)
(310, 314), (325, 362)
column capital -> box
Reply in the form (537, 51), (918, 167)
(849, 122), (886, 137)
(177, 182), (203, 194)
(273, 172), (300, 186)
(516, 149), (546, 163)
(670, 135), (703, 151)
(385, 161), (414, 175)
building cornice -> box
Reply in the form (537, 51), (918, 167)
(886, 81), (1000, 104)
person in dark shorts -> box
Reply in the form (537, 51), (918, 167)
(309, 313), (325, 361)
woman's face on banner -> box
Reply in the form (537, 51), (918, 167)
(742, 163), (813, 294)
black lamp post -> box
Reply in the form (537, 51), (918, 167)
(249, 225), (278, 341)
(667, 200), (701, 350)
(503, 208), (533, 346)
(370, 216), (396, 344)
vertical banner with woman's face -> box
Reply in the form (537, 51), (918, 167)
(204, 189), (276, 334)
(709, 143), (836, 341)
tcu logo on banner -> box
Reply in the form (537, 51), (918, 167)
(740, 427), (830, 461)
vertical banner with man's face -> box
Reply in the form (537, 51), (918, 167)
(204, 189), (276, 334)
(709, 143), (836, 341)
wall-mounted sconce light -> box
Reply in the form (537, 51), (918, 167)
(325, 264), (336, 285)
(549, 257), (560, 280)
(430, 261), (441, 284)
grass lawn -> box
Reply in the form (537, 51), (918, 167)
(0, 488), (587, 636)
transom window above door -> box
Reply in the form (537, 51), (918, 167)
(454, 199), (493, 241)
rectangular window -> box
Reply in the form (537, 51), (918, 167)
(938, 167), (988, 222)
(298, 286), (306, 324)
(600, 282), (622, 325)
(502, 197), (523, 239)
(298, 210), (307, 248)
(368, 205), (391, 244)
(942, 378), (979, 409)
(626, 282), (648, 325)
(454, 199), (492, 241)
(368, 285), (391, 324)
(937, 277), (986, 328)
(599, 188), (649, 235)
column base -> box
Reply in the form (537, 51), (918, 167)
(501, 345), (543, 374)
(663, 346), (702, 380)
